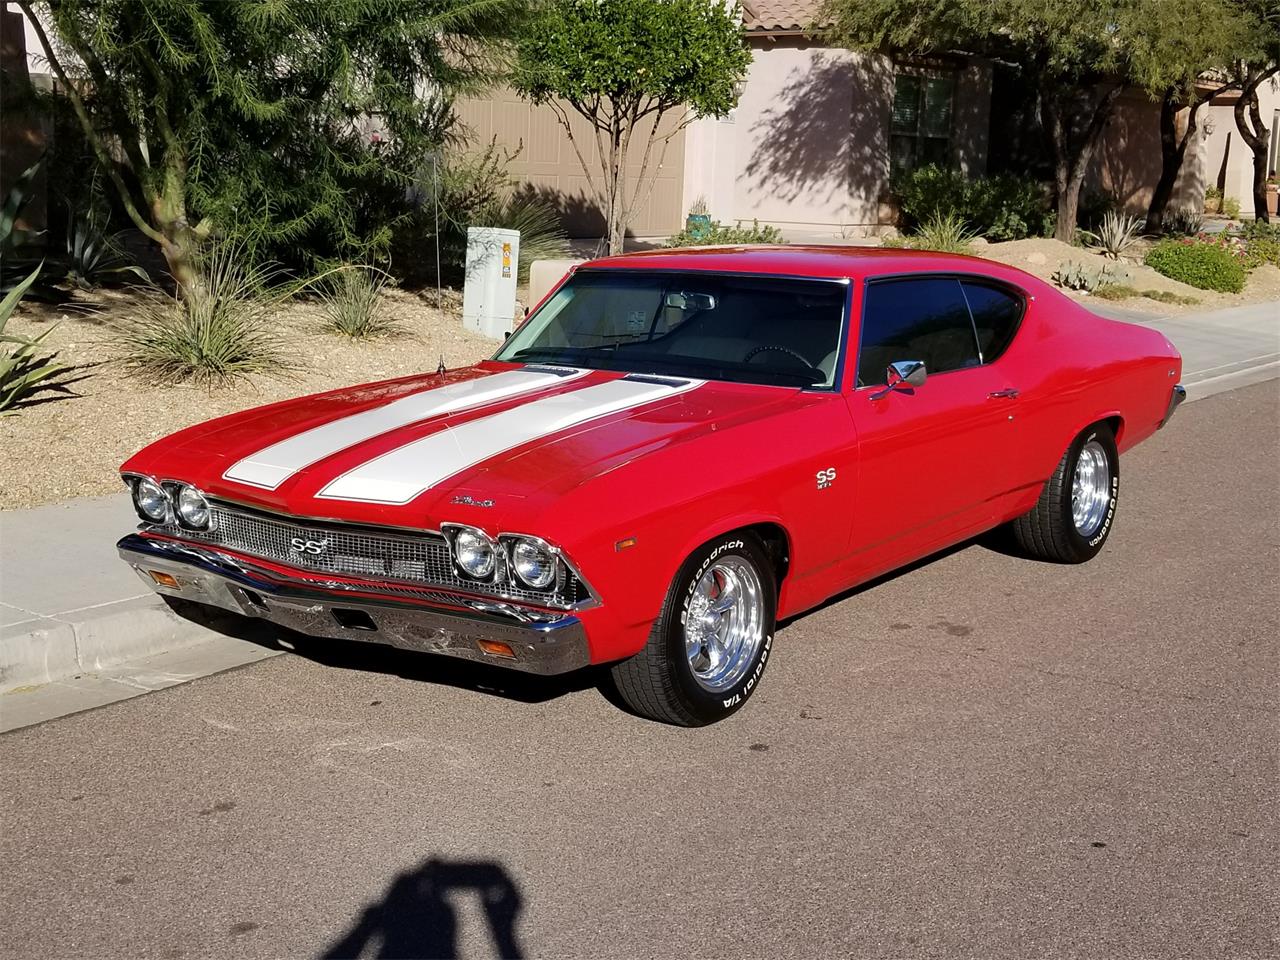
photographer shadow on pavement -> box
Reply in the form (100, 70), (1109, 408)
(320, 857), (525, 960)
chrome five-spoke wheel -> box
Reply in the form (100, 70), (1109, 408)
(683, 558), (766, 693)
(1072, 439), (1111, 537)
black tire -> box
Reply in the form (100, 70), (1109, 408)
(1012, 423), (1119, 563)
(610, 532), (777, 726)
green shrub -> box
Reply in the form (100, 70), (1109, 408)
(665, 219), (785, 247)
(1162, 209), (1204, 236)
(1222, 196), (1241, 220)
(1144, 238), (1247, 292)
(394, 142), (570, 285)
(1238, 221), (1280, 268)
(884, 213), (975, 253)
(114, 243), (292, 384)
(894, 165), (1054, 241)
(1, 266), (70, 413)
(318, 267), (398, 339)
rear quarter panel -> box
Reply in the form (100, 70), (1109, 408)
(999, 288), (1181, 511)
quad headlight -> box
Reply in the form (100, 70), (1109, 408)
(443, 525), (562, 590)
(507, 536), (557, 589)
(174, 484), (211, 530)
(449, 525), (497, 580)
(131, 476), (170, 523)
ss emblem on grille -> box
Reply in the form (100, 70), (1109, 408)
(290, 537), (328, 555)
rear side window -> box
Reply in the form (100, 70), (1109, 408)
(960, 281), (1023, 363)
(857, 278), (979, 386)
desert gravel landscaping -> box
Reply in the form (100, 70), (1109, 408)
(0, 288), (497, 510)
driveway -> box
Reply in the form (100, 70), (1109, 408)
(0, 378), (1275, 959)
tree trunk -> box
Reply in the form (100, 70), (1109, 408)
(1233, 70), (1275, 223)
(1147, 88), (1196, 234)
(1046, 81), (1124, 243)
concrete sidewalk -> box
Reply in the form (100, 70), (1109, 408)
(1, 299), (1276, 729)
(0, 495), (280, 730)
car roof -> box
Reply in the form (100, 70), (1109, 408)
(581, 244), (1045, 290)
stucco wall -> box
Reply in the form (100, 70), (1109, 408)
(454, 89), (687, 239)
(1199, 80), (1280, 210)
(1088, 88), (1203, 217)
(682, 38), (992, 235)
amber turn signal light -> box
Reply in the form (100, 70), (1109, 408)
(148, 570), (180, 588)
(476, 639), (516, 659)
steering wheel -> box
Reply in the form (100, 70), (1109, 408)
(744, 344), (816, 369)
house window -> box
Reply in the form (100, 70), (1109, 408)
(890, 72), (956, 176)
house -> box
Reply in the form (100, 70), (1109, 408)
(456, 0), (993, 240)
(1089, 78), (1280, 219)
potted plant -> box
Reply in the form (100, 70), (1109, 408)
(1203, 185), (1223, 215)
(1267, 178), (1278, 217)
(685, 197), (711, 240)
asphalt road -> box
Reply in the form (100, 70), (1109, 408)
(2, 381), (1276, 960)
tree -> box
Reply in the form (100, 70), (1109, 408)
(512, 0), (750, 254)
(822, 0), (1247, 241)
(17, 0), (524, 289)
(1126, 0), (1248, 232)
(1229, 0), (1280, 222)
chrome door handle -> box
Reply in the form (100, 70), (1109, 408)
(988, 388), (1020, 399)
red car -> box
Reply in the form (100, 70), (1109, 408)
(118, 247), (1185, 725)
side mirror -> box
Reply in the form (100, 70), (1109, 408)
(871, 360), (926, 400)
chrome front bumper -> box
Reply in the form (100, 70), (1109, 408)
(117, 534), (591, 675)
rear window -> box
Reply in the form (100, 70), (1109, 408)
(960, 281), (1023, 363)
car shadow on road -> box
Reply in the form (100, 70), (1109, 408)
(320, 857), (524, 959)
(163, 597), (609, 706)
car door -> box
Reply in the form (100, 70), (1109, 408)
(845, 276), (1021, 570)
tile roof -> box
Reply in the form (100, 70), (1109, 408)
(741, 0), (826, 33)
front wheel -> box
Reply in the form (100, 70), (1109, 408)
(1012, 423), (1120, 563)
(610, 533), (777, 726)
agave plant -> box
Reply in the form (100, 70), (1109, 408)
(0, 266), (69, 413)
(64, 214), (150, 290)
(1081, 211), (1145, 260)
(1, 158), (58, 299)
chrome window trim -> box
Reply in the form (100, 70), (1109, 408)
(495, 267), (853, 394)
(851, 271), (1029, 392)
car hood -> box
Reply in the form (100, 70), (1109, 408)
(121, 363), (800, 530)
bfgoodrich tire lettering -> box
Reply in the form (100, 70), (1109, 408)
(1012, 423), (1120, 563)
(610, 533), (777, 726)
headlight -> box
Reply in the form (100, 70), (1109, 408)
(451, 526), (496, 579)
(132, 477), (170, 523)
(174, 484), (211, 530)
(509, 537), (557, 589)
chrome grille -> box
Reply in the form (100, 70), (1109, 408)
(153, 501), (585, 608)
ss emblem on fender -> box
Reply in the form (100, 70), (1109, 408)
(290, 537), (328, 555)
(816, 467), (837, 490)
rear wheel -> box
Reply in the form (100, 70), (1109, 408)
(610, 533), (777, 726)
(1012, 423), (1119, 563)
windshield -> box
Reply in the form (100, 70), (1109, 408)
(494, 270), (848, 389)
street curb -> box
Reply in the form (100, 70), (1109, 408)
(0, 596), (222, 693)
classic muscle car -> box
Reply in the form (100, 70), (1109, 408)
(117, 247), (1185, 725)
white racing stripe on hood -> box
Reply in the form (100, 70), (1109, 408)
(223, 367), (587, 489)
(317, 376), (704, 505)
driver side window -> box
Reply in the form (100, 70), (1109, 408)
(857, 278), (980, 387)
